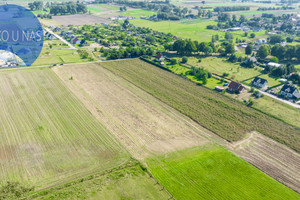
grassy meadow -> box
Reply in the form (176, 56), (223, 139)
(95, 4), (120, 10)
(30, 161), (170, 200)
(32, 49), (94, 66)
(87, 7), (104, 13)
(187, 57), (281, 87)
(131, 19), (265, 42)
(0, 67), (129, 189)
(100, 59), (300, 152)
(147, 145), (300, 200)
(122, 9), (157, 17)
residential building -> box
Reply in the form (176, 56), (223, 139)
(155, 53), (164, 62)
(227, 81), (245, 93)
(252, 77), (268, 88)
(280, 84), (300, 99)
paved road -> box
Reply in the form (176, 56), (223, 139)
(44, 28), (77, 50)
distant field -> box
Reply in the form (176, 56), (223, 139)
(0, 68), (129, 188)
(131, 19), (265, 42)
(188, 57), (261, 82)
(32, 49), (93, 66)
(87, 7), (104, 13)
(188, 57), (281, 87)
(131, 19), (217, 42)
(122, 9), (157, 17)
(96, 4), (120, 10)
(100, 59), (300, 152)
(147, 145), (300, 200)
(52, 14), (111, 26)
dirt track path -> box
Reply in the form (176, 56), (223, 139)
(228, 132), (300, 193)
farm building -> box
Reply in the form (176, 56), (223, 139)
(252, 77), (268, 88)
(214, 86), (224, 92)
(256, 38), (267, 45)
(227, 81), (245, 93)
(229, 27), (242, 31)
(267, 62), (282, 68)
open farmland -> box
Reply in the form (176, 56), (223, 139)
(32, 49), (94, 66)
(122, 9), (157, 17)
(52, 14), (111, 26)
(229, 132), (300, 193)
(100, 59), (300, 152)
(146, 145), (300, 200)
(0, 67), (129, 189)
(53, 63), (221, 159)
(131, 19), (265, 42)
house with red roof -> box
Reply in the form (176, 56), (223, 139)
(155, 53), (164, 62)
(227, 81), (245, 93)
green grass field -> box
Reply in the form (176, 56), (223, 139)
(147, 145), (300, 200)
(30, 161), (170, 199)
(188, 57), (281, 86)
(254, 95), (300, 128)
(131, 19), (265, 42)
(100, 59), (300, 152)
(96, 4), (120, 10)
(87, 7), (104, 13)
(122, 9), (157, 17)
(32, 49), (93, 66)
(0, 67), (129, 189)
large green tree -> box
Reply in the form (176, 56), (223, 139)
(257, 45), (269, 59)
(245, 45), (253, 55)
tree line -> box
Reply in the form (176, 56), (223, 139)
(49, 2), (87, 15)
(166, 39), (236, 56)
(213, 6), (250, 12)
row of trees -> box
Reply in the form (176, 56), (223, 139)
(214, 6), (250, 12)
(101, 46), (155, 60)
(271, 44), (300, 61)
(169, 39), (236, 56)
(257, 6), (295, 11)
(28, 1), (43, 11)
(264, 64), (296, 77)
(49, 2), (87, 15)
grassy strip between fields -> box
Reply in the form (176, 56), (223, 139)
(100, 59), (300, 152)
(147, 145), (300, 200)
(26, 159), (170, 200)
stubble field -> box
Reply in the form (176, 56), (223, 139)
(53, 62), (219, 159)
(0, 67), (129, 189)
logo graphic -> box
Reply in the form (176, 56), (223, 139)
(0, 4), (44, 66)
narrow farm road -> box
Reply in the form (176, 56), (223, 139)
(44, 28), (77, 50)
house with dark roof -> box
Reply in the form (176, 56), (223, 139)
(155, 53), (164, 62)
(280, 85), (300, 99)
(227, 81), (245, 93)
(252, 77), (268, 88)
(53, 27), (61, 32)
(72, 38), (81, 44)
